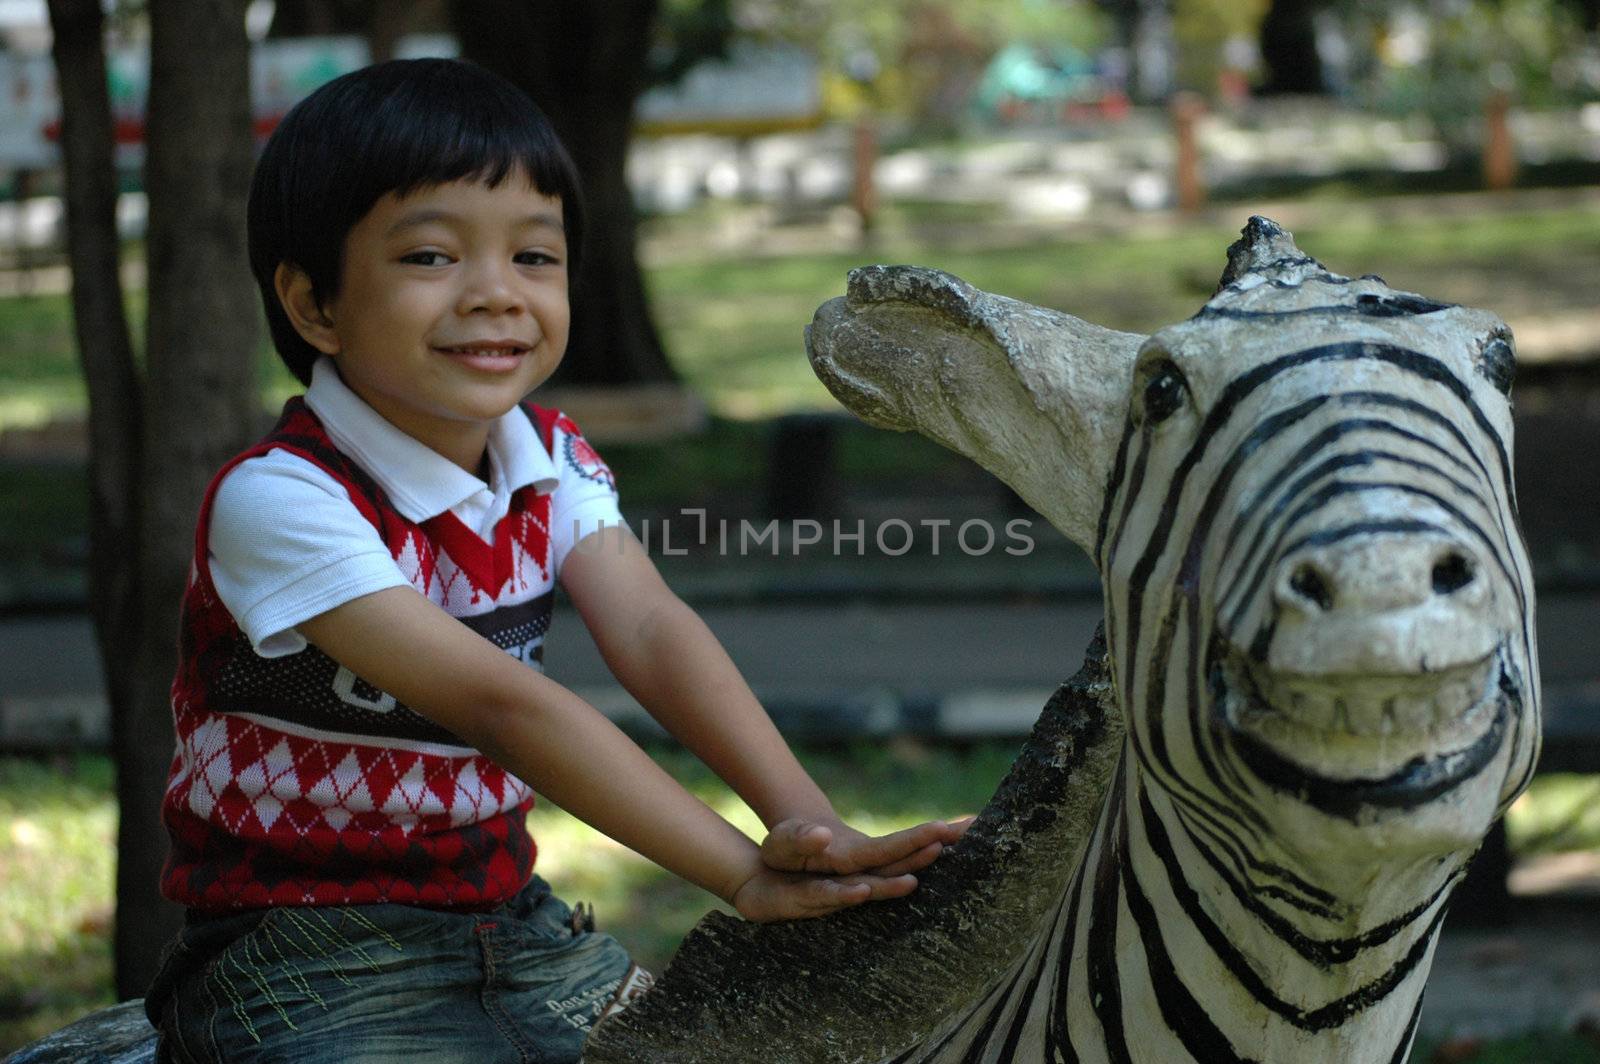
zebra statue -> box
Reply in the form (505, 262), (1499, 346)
(585, 217), (1540, 1063)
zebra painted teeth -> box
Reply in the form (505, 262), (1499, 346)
(1227, 649), (1500, 787)
(1346, 697), (1386, 736)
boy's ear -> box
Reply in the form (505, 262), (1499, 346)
(274, 262), (341, 355)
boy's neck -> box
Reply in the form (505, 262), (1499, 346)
(434, 428), (493, 480)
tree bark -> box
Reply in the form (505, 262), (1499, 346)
(1256, 0), (1324, 95)
(45, 0), (142, 759)
(267, 0), (441, 61)
(117, 0), (261, 998)
(365, 0), (412, 63)
(451, 0), (677, 386)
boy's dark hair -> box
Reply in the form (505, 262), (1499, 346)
(248, 58), (585, 385)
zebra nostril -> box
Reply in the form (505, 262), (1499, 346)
(1289, 563), (1334, 612)
(1431, 551), (1476, 596)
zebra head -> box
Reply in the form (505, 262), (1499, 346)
(806, 218), (1539, 878)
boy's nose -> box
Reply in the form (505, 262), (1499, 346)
(458, 264), (523, 315)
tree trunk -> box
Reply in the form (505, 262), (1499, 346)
(451, 0), (677, 386)
(1256, 0), (1324, 95)
(365, 0), (416, 63)
(45, 0), (142, 755)
(117, 0), (261, 999)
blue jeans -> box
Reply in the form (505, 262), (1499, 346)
(145, 876), (647, 1063)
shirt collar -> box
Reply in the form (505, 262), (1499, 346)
(303, 357), (559, 522)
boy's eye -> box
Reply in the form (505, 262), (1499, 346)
(514, 250), (560, 267)
(400, 250), (451, 266)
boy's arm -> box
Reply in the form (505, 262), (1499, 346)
(559, 525), (963, 877)
(296, 587), (915, 922)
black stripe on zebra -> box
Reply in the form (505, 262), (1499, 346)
(1171, 802), (1346, 920)
(1196, 293), (1455, 322)
(1120, 783), (1258, 1063)
(1088, 761), (1135, 1064)
(1226, 476), (1517, 649)
(1170, 792), (1460, 967)
(1139, 785), (1454, 1028)
(1387, 992), (1427, 1064)
(1153, 395), (1345, 821)
(1220, 430), (1483, 565)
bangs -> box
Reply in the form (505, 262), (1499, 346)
(336, 61), (576, 208)
(248, 58), (585, 384)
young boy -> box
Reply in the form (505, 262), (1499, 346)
(144, 58), (960, 1062)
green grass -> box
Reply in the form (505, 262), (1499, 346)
(0, 751), (1596, 1056)
(646, 199), (1600, 416)
(1506, 772), (1600, 855)
(0, 756), (116, 1050)
(1411, 1031), (1600, 1063)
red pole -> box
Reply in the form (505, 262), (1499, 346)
(852, 116), (878, 236)
(1171, 92), (1205, 214)
(1484, 89), (1518, 192)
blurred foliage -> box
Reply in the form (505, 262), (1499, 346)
(1507, 773), (1600, 854)
(1173, 0), (1271, 95)
(729, 0), (1111, 130)
(1344, 0), (1599, 154)
(653, 0), (737, 86)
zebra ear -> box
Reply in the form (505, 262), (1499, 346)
(806, 266), (1146, 559)
(1215, 215), (1325, 290)
(968, 293), (1147, 556)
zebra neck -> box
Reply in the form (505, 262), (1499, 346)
(1082, 767), (1444, 1063)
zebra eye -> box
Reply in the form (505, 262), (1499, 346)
(1138, 360), (1189, 427)
(1479, 333), (1516, 396)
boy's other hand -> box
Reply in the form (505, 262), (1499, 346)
(760, 816), (970, 879)
(731, 865), (917, 923)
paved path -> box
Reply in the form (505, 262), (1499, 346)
(4, 586), (1598, 747)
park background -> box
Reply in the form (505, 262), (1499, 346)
(2, 0), (1600, 1060)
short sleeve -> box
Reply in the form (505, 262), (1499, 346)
(545, 412), (625, 577)
(208, 449), (411, 657)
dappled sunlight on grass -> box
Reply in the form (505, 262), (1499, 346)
(0, 756), (116, 1051)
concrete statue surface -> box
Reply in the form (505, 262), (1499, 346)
(12, 219), (1540, 1064)
(586, 217), (1541, 1063)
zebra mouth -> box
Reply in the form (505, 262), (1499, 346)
(1216, 646), (1514, 817)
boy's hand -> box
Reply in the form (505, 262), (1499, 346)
(730, 865), (919, 923)
(759, 816), (971, 879)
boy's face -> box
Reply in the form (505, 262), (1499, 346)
(288, 175), (569, 470)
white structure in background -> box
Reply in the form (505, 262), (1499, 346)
(628, 42), (823, 214)
(0, 33), (458, 172)
(0, 33), (457, 249)
(635, 41), (820, 137)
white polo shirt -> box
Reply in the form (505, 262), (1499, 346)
(209, 358), (624, 658)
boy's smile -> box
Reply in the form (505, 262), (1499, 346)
(279, 175), (570, 473)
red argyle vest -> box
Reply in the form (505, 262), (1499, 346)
(160, 398), (575, 913)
